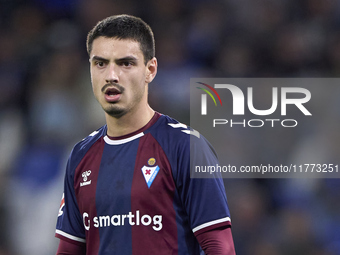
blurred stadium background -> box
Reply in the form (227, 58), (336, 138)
(1, 0), (340, 254)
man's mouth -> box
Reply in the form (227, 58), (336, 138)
(105, 87), (120, 96)
(104, 87), (122, 102)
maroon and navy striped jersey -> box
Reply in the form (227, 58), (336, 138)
(55, 112), (231, 255)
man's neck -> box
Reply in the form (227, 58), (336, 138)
(105, 105), (155, 137)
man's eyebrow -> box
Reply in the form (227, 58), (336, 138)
(90, 56), (139, 63)
(115, 56), (138, 62)
(90, 56), (109, 62)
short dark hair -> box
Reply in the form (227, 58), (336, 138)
(86, 14), (155, 64)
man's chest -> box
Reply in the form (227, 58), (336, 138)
(73, 136), (177, 218)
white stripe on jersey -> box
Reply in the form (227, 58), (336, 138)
(192, 217), (231, 233)
(55, 229), (86, 243)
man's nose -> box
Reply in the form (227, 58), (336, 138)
(105, 64), (119, 84)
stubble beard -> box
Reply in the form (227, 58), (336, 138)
(98, 82), (146, 119)
(103, 104), (127, 118)
(100, 82), (127, 118)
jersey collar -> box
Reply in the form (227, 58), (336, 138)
(104, 112), (161, 145)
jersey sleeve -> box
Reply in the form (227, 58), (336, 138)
(55, 152), (86, 245)
(175, 130), (231, 236)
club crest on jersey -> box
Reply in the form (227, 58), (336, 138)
(141, 164), (160, 188)
(80, 170), (92, 187)
(148, 157), (156, 166)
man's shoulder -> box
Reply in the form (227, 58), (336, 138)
(150, 114), (197, 141)
(150, 114), (209, 150)
(69, 125), (106, 162)
(76, 125), (105, 148)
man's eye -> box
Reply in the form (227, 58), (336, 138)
(122, 61), (132, 67)
(95, 61), (105, 67)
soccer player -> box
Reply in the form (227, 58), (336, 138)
(55, 14), (235, 255)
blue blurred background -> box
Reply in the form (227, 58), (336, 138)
(1, 0), (340, 254)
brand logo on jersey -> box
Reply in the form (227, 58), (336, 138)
(58, 193), (65, 217)
(141, 165), (160, 188)
(80, 170), (92, 187)
(83, 210), (162, 231)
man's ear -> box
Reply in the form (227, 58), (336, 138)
(145, 57), (158, 83)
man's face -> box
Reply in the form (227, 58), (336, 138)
(89, 37), (155, 118)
